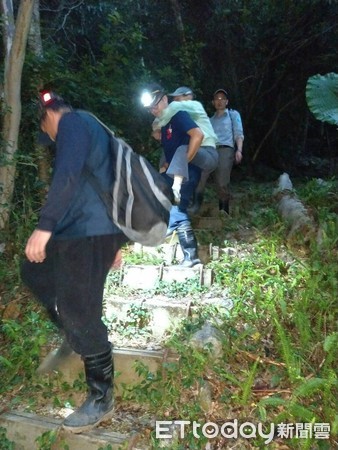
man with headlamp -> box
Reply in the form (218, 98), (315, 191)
(141, 84), (204, 267)
(21, 90), (128, 434)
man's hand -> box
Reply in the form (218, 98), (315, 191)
(235, 150), (243, 164)
(111, 249), (123, 270)
(159, 162), (169, 173)
(25, 229), (52, 263)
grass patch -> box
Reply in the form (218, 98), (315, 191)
(0, 177), (337, 449)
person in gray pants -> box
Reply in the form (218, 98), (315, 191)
(210, 89), (244, 214)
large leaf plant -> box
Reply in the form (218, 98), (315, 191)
(306, 72), (338, 126)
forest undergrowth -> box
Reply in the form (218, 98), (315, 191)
(0, 177), (337, 450)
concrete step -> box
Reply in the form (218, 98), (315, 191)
(120, 263), (213, 289)
(132, 241), (211, 265)
(0, 411), (145, 450)
(130, 241), (233, 268)
(0, 348), (178, 449)
(39, 346), (178, 396)
(105, 294), (190, 340)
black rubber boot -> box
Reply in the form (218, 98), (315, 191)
(62, 345), (114, 433)
(219, 200), (229, 214)
(177, 224), (201, 267)
(188, 192), (204, 215)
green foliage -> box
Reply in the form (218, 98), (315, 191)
(120, 179), (337, 447)
(35, 430), (69, 450)
(155, 278), (207, 298)
(0, 309), (53, 392)
(1, 165), (337, 450)
(0, 427), (14, 450)
(1, 1), (337, 446)
(98, 445), (113, 450)
(122, 251), (163, 266)
(306, 72), (338, 126)
(105, 302), (151, 338)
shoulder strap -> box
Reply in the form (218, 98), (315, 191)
(78, 110), (114, 204)
(76, 109), (115, 137)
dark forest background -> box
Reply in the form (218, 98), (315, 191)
(1, 0), (337, 220)
(1, 3), (338, 444)
(18, 1), (338, 168)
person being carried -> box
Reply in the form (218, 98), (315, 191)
(21, 90), (129, 434)
(142, 84), (203, 267)
(144, 85), (218, 204)
(156, 86), (218, 213)
(210, 88), (244, 214)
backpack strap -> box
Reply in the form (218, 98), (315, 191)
(77, 110), (114, 209)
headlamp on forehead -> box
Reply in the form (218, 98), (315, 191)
(38, 90), (63, 107)
(141, 91), (153, 107)
(141, 89), (164, 108)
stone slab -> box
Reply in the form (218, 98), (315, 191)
(161, 265), (203, 283)
(120, 264), (213, 289)
(122, 264), (162, 289)
(105, 296), (189, 339)
(38, 347), (178, 396)
(132, 242), (211, 265)
(0, 411), (141, 450)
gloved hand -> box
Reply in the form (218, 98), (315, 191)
(172, 182), (181, 203)
(172, 186), (181, 203)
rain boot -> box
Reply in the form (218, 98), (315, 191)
(177, 224), (201, 267)
(219, 200), (229, 214)
(62, 345), (114, 433)
(188, 192), (204, 215)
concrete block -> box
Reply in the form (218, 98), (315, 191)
(131, 242), (211, 265)
(133, 242), (178, 265)
(37, 347), (178, 396)
(120, 263), (213, 289)
(0, 411), (136, 450)
(162, 265), (202, 283)
(105, 295), (188, 340)
(122, 265), (161, 289)
(114, 347), (177, 390)
(200, 268), (213, 287)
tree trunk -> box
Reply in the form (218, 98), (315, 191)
(28, 0), (52, 199)
(28, 0), (43, 57)
(0, 0), (35, 229)
(274, 173), (316, 247)
(169, 0), (186, 46)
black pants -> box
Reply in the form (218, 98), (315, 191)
(21, 233), (127, 356)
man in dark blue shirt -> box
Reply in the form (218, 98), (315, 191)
(142, 85), (203, 267)
(21, 91), (128, 433)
